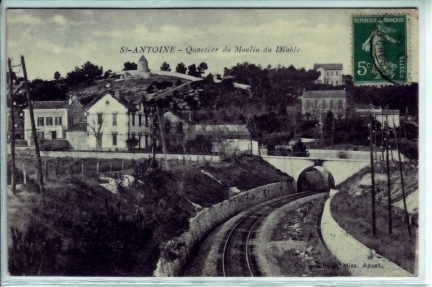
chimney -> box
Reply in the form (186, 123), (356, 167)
(68, 96), (73, 105)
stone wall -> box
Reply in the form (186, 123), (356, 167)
(154, 180), (293, 276)
(39, 151), (221, 163)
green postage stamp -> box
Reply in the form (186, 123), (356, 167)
(352, 15), (407, 84)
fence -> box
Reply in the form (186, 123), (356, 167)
(154, 180), (293, 276)
(38, 150), (221, 163)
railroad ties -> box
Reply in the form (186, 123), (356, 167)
(220, 192), (316, 277)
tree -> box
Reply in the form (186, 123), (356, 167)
(197, 62), (208, 76)
(292, 138), (309, 157)
(175, 63), (187, 74)
(123, 62), (137, 71)
(88, 117), (107, 150)
(160, 62), (171, 71)
(54, 71), (61, 80)
(187, 64), (201, 77)
(66, 61), (103, 87)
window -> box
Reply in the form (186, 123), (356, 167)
(331, 71), (334, 76)
(37, 117), (44, 126)
(338, 100), (343, 109)
(132, 132), (136, 139)
(37, 131), (44, 140)
(112, 113), (117, 126)
(68, 117), (74, 127)
(314, 100), (318, 109)
(97, 113), (103, 125)
(131, 113), (135, 126)
(145, 115), (149, 127)
(306, 100), (310, 109)
(62, 130), (66, 139)
(336, 81), (338, 85)
(112, 133), (117, 146)
(322, 100), (326, 109)
(326, 71), (329, 76)
(138, 114), (142, 126)
(46, 117), (53, 126)
(336, 71), (339, 76)
(55, 117), (62, 126)
(330, 100), (334, 109)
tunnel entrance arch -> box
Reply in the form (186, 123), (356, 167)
(297, 165), (335, 193)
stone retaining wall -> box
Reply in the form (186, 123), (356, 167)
(39, 151), (221, 163)
(154, 180), (293, 276)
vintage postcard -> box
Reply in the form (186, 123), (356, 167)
(1, 3), (426, 286)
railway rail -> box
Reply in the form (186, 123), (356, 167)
(221, 191), (318, 277)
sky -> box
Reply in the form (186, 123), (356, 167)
(6, 8), (418, 81)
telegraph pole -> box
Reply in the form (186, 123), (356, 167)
(156, 106), (169, 170)
(8, 58), (16, 194)
(385, 106), (392, 234)
(369, 116), (377, 236)
(22, 56), (45, 204)
(395, 125), (411, 238)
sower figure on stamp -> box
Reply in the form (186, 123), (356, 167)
(362, 20), (401, 80)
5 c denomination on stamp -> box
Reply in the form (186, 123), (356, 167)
(352, 15), (407, 84)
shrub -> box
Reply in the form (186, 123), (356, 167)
(337, 151), (348, 159)
(9, 221), (63, 275)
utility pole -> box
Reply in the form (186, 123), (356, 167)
(331, 115), (335, 150)
(394, 125), (412, 238)
(385, 105), (392, 234)
(8, 58), (16, 194)
(156, 106), (169, 170)
(22, 56), (45, 204)
(369, 116), (377, 236)
(151, 107), (157, 168)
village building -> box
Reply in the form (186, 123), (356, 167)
(162, 111), (257, 155)
(313, 63), (343, 86)
(356, 104), (400, 127)
(23, 100), (84, 145)
(83, 90), (150, 151)
(301, 89), (347, 123)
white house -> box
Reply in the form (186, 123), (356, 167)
(313, 63), (343, 86)
(84, 90), (151, 151)
(23, 100), (84, 145)
(301, 89), (347, 123)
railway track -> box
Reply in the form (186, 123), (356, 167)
(221, 191), (317, 277)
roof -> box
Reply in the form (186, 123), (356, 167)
(24, 101), (69, 110)
(139, 55), (148, 62)
(302, 90), (346, 99)
(67, 122), (88, 132)
(83, 90), (141, 112)
(313, 63), (343, 70)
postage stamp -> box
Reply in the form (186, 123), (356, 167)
(352, 15), (407, 84)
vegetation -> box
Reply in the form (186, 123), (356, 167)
(331, 191), (416, 274)
(8, 154), (290, 275)
(269, 197), (350, 276)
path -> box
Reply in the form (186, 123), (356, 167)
(320, 190), (414, 277)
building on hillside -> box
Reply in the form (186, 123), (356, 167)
(356, 104), (400, 127)
(23, 99), (84, 145)
(301, 89), (347, 123)
(313, 63), (343, 86)
(84, 90), (150, 151)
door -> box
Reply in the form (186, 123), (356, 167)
(51, 131), (57, 139)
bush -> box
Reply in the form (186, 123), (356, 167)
(337, 151), (348, 159)
(9, 221), (63, 275)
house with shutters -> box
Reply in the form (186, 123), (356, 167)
(301, 89), (347, 123)
(313, 63), (343, 86)
(83, 90), (151, 151)
(23, 100), (84, 145)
